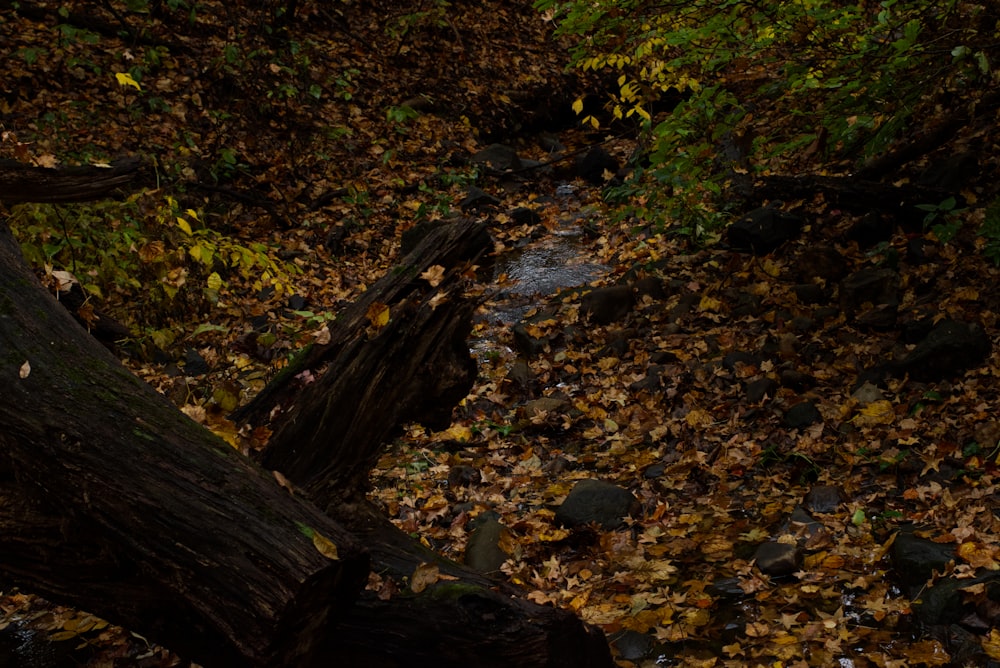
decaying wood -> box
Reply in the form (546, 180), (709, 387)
(250, 220), (491, 505)
(0, 157), (143, 203)
(0, 223), (370, 667)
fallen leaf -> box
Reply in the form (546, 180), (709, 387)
(420, 264), (446, 287)
(19, 361), (30, 379)
(408, 562), (459, 592)
(312, 531), (339, 560)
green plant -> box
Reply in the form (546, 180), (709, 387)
(10, 195), (296, 328)
(915, 196), (965, 242)
(536, 0), (997, 245)
(981, 198), (1000, 265)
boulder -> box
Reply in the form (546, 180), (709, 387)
(555, 479), (639, 529)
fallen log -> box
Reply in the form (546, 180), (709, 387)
(0, 221), (370, 667)
(0, 157), (143, 203)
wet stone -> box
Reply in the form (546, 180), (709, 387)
(783, 401), (822, 429)
(745, 377), (779, 403)
(465, 512), (510, 574)
(581, 285), (634, 325)
(755, 542), (800, 576)
(803, 486), (845, 514)
(555, 479), (639, 530)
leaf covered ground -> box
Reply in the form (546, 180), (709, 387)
(3, 2), (1000, 667)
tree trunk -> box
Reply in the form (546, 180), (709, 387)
(0, 223), (370, 667)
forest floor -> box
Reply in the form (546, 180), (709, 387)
(3, 1), (1000, 667)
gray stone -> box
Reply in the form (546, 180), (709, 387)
(754, 542), (799, 576)
(803, 485), (844, 513)
(783, 401), (822, 429)
(555, 479), (639, 529)
(471, 143), (522, 171)
(893, 319), (991, 382)
(465, 513), (510, 574)
(581, 285), (634, 325)
(891, 529), (955, 592)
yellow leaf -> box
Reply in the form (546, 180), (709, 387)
(177, 216), (193, 235)
(572, 98), (584, 114)
(854, 400), (895, 426)
(761, 258), (782, 277)
(366, 302), (390, 329)
(312, 532), (339, 560)
(114, 72), (142, 91)
(435, 423), (472, 442)
(685, 408), (713, 428)
(698, 295), (723, 312)
(206, 272), (223, 291)
(983, 629), (1000, 660)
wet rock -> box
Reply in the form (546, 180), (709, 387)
(786, 506), (827, 544)
(892, 319), (991, 382)
(634, 276), (668, 301)
(803, 485), (845, 513)
(630, 365), (666, 393)
(708, 577), (747, 598)
(581, 285), (634, 325)
(670, 292), (701, 320)
(755, 541), (799, 576)
(727, 205), (804, 254)
(643, 462), (666, 478)
(745, 377), (779, 403)
(510, 206), (542, 226)
(183, 348), (209, 376)
(779, 369), (816, 391)
(471, 143), (522, 171)
(575, 146), (619, 184)
(512, 322), (550, 356)
(538, 133), (566, 154)
(783, 401), (822, 428)
(555, 479), (639, 529)
(612, 630), (654, 662)
(856, 303), (898, 330)
(915, 571), (1000, 627)
(465, 512), (510, 574)
(506, 358), (532, 394)
(461, 186), (501, 211)
(839, 267), (899, 321)
(519, 396), (569, 421)
(891, 529), (955, 592)
(851, 381), (884, 405)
